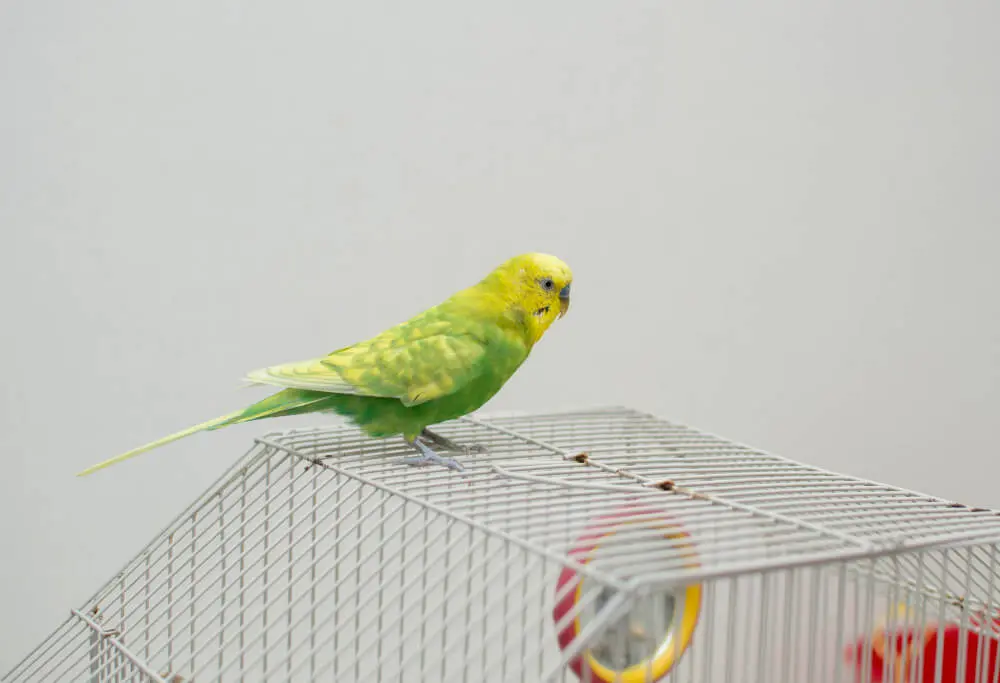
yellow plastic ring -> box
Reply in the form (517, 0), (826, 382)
(572, 520), (702, 682)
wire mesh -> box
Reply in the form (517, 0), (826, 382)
(5, 406), (1000, 682)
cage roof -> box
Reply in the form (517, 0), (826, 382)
(6, 406), (999, 682)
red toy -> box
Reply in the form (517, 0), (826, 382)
(845, 604), (1000, 683)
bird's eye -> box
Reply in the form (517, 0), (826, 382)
(540, 277), (555, 291)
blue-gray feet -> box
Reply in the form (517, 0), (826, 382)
(419, 429), (488, 455)
(402, 436), (465, 472)
(401, 429), (487, 472)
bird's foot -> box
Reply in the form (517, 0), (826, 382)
(420, 429), (488, 455)
(403, 436), (466, 472)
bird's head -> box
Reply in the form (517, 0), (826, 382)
(485, 252), (573, 344)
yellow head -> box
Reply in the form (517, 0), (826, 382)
(480, 252), (573, 344)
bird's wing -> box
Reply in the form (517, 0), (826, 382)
(244, 333), (488, 406)
(244, 355), (381, 396)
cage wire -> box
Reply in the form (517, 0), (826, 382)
(5, 406), (1000, 683)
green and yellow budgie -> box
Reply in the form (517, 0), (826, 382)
(77, 253), (572, 475)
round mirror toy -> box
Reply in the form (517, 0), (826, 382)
(552, 503), (702, 682)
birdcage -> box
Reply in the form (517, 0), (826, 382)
(5, 406), (1000, 683)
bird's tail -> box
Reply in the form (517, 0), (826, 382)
(76, 389), (337, 477)
(75, 412), (243, 477)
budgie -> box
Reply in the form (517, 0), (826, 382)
(77, 253), (572, 476)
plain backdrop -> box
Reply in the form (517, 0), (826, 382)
(2, 0), (998, 671)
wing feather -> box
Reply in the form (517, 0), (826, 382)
(244, 357), (382, 395)
(244, 333), (487, 405)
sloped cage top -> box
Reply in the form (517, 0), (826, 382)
(6, 407), (1000, 682)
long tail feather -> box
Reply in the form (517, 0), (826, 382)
(76, 412), (242, 477)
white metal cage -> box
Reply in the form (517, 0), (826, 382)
(5, 406), (1000, 683)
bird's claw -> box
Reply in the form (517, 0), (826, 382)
(419, 429), (488, 457)
(402, 453), (465, 472)
(405, 435), (466, 472)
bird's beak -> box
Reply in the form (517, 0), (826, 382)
(558, 283), (571, 318)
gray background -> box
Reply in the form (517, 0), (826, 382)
(2, 0), (998, 671)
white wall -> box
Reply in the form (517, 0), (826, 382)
(2, 1), (998, 671)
